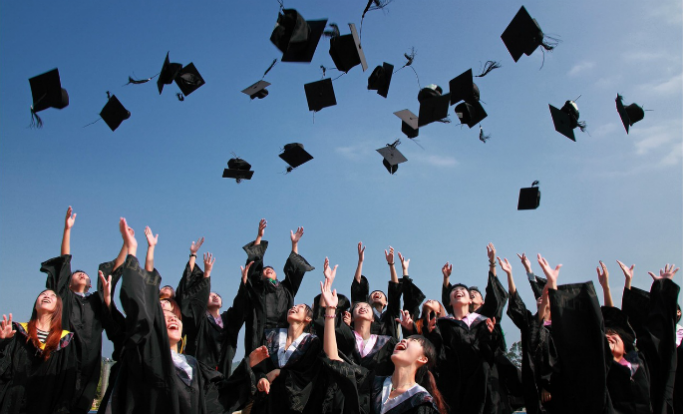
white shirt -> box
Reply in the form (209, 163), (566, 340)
(275, 329), (310, 368)
(380, 377), (429, 414)
(171, 350), (194, 385)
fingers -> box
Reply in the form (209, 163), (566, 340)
(648, 272), (657, 280)
(324, 257), (329, 270)
(99, 270), (106, 284)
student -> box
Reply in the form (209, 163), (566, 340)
(241, 219), (315, 354)
(0, 290), (78, 413)
(320, 261), (446, 414)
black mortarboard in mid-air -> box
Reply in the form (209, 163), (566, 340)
(157, 52), (183, 94)
(615, 94), (644, 134)
(417, 85), (450, 127)
(518, 181), (541, 210)
(329, 23), (368, 73)
(100, 95), (130, 132)
(368, 62), (394, 98)
(304, 78), (337, 112)
(270, 9), (328, 63)
(501, 6), (554, 62)
(394, 110), (419, 138)
(449, 69), (480, 105)
(175, 63), (205, 97)
(279, 143), (314, 172)
(377, 140), (407, 175)
(549, 100), (586, 141)
(223, 158), (254, 183)
(29, 68), (69, 127)
(242, 81), (271, 100)
(455, 101), (487, 128)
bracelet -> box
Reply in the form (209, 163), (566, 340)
(325, 314), (336, 319)
(190, 254), (197, 258)
(387, 262), (394, 265)
(327, 306), (337, 309)
(488, 261), (495, 266)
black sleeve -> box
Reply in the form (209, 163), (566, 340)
(621, 285), (650, 336)
(528, 272), (547, 300)
(281, 251), (315, 299)
(351, 275), (370, 304)
(476, 271), (509, 320)
(382, 280), (402, 338)
(119, 256), (159, 346)
(401, 275), (426, 320)
(216, 357), (258, 412)
(243, 240), (268, 286)
(175, 262), (211, 340)
(40, 255), (74, 323)
(506, 291), (533, 331)
(442, 282), (453, 314)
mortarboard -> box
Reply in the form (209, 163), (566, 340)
(271, 9), (328, 63)
(304, 78), (337, 112)
(100, 95), (130, 132)
(223, 158), (254, 183)
(394, 110), (419, 139)
(368, 62), (394, 98)
(29, 68), (69, 113)
(549, 100), (584, 141)
(449, 69), (480, 105)
(616, 94), (644, 134)
(175, 63), (205, 96)
(329, 23), (368, 73)
(501, 6), (552, 62)
(242, 81), (271, 100)
(279, 143), (314, 171)
(157, 52), (183, 94)
(377, 140), (407, 175)
(455, 101), (487, 128)
(417, 85), (450, 127)
(518, 181), (540, 210)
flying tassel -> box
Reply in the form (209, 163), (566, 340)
(320, 65), (327, 78)
(479, 126), (490, 143)
(436, 117), (451, 124)
(263, 59), (277, 78)
(125, 75), (155, 85)
(323, 23), (340, 38)
(577, 121), (587, 132)
(475, 61), (502, 78)
(387, 139), (401, 148)
(177, 93), (185, 102)
(30, 107), (43, 129)
(541, 35), (560, 51)
(362, 0), (392, 19)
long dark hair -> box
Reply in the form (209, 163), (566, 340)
(27, 289), (64, 360)
(407, 335), (448, 414)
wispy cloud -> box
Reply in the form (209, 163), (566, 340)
(335, 144), (374, 161)
(648, 2), (683, 25)
(637, 72), (683, 97)
(631, 120), (683, 167)
(591, 122), (619, 138)
(410, 153), (458, 168)
(568, 61), (595, 77)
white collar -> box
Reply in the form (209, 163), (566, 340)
(276, 329), (310, 367)
(380, 377), (428, 414)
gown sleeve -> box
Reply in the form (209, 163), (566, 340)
(351, 275), (371, 304)
(281, 251), (315, 299)
(401, 275), (426, 321)
(40, 254), (74, 323)
(475, 271), (509, 320)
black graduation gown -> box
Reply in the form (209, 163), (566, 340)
(401, 275), (426, 322)
(673, 337), (683, 414)
(621, 279), (680, 414)
(507, 290), (559, 414)
(242, 240), (315, 354)
(547, 282), (611, 414)
(0, 323), (77, 414)
(175, 262), (246, 374)
(321, 357), (440, 414)
(605, 349), (651, 414)
(40, 254), (109, 414)
(251, 329), (323, 414)
(350, 275), (402, 338)
(335, 322), (397, 377)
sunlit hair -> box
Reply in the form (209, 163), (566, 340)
(160, 298), (182, 320)
(406, 335), (448, 414)
(159, 285), (175, 299)
(413, 301), (447, 334)
(27, 290), (64, 361)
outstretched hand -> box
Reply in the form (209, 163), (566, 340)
(144, 226), (159, 247)
(257, 219), (267, 238)
(241, 261), (254, 285)
(98, 271), (113, 308)
(323, 257), (336, 286)
(648, 264), (679, 281)
(398, 252), (410, 272)
(320, 263), (339, 310)
(442, 262), (453, 279)
(425, 310), (437, 333)
(190, 237), (204, 255)
(616, 261), (634, 282)
(357, 242), (365, 262)
(119, 218), (137, 253)
(396, 310), (414, 332)
(498, 257), (512, 275)
(537, 254), (561, 288)
(249, 346), (270, 368)
(64, 206), (77, 230)
(385, 247), (395, 264)
(486, 243), (496, 263)
(290, 227), (304, 244)
(203, 253), (216, 276)
(0, 314), (16, 339)
(596, 261), (609, 288)
(485, 317), (496, 334)
(517, 253), (532, 273)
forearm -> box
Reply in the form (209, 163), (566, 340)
(61, 228), (71, 256)
(145, 246), (155, 273)
(489, 261), (497, 277)
(506, 272), (516, 295)
(389, 263), (398, 284)
(292, 241), (298, 255)
(354, 261), (363, 284)
(602, 286), (614, 307)
(113, 243), (127, 272)
(323, 307), (341, 360)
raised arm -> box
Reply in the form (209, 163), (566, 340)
(144, 226), (159, 273)
(354, 242), (365, 284)
(596, 261), (614, 307)
(203, 253), (215, 279)
(616, 260), (635, 291)
(188, 237), (204, 271)
(61, 206), (76, 256)
(537, 254), (560, 290)
(498, 257), (516, 295)
(290, 226), (303, 255)
(385, 246), (399, 284)
(487, 243), (497, 277)
(518, 252), (546, 299)
(255, 218), (266, 246)
(320, 259), (341, 361)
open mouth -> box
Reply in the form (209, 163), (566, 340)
(41, 298), (52, 304)
(168, 323), (180, 330)
(288, 308), (297, 315)
(393, 341), (407, 353)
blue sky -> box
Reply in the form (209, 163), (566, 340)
(1, 0), (681, 358)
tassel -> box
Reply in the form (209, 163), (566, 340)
(30, 107), (43, 129)
(577, 121), (587, 132)
(479, 126), (490, 143)
(388, 139), (401, 148)
(177, 93), (185, 102)
(362, 0), (392, 18)
(125, 75), (154, 85)
(323, 23), (340, 38)
(475, 61), (502, 78)
(106, 91), (112, 100)
(263, 59), (278, 78)
(541, 35), (560, 51)
(320, 65), (327, 78)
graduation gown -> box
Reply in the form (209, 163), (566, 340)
(0, 322), (77, 414)
(351, 275), (402, 339)
(321, 357), (440, 414)
(175, 262), (246, 374)
(251, 328), (323, 414)
(40, 254), (110, 414)
(242, 240), (315, 354)
(605, 349), (651, 414)
(401, 275), (426, 322)
(507, 291), (559, 414)
(336, 322), (397, 377)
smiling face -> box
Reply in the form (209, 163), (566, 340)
(262, 266), (277, 281)
(469, 290), (483, 310)
(606, 329), (625, 361)
(208, 292), (222, 310)
(391, 337), (428, 368)
(35, 290), (58, 314)
(69, 271), (91, 293)
(164, 310), (183, 346)
(449, 286), (472, 307)
(370, 290), (387, 309)
(352, 302), (374, 322)
(286, 304), (312, 325)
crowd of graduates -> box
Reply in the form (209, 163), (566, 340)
(0, 207), (681, 414)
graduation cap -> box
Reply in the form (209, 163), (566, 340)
(394, 110), (419, 139)
(100, 95), (130, 132)
(615, 94), (645, 134)
(601, 306), (636, 352)
(377, 140), (407, 175)
(279, 143), (313, 172)
(242, 81), (271, 100)
(270, 9), (328, 63)
(29, 68), (69, 113)
(304, 78), (337, 112)
(157, 52), (183, 94)
(517, 181), (540, 210)
(175, 63), (205, 96)
(501, 6), (554, 62)
(222, 158), (254, 183)
(417, 85), (450, 127)
(549, 100), (585, 141)
(455, 101), (487, 128)
(329, 23), (368, 73)
(449, 69), (480, 105)
(368, 62), (394, 98)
